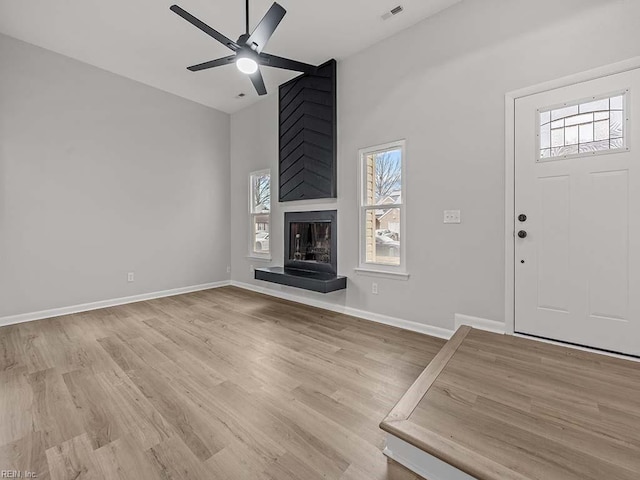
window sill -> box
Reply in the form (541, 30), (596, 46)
(246, 255), (272, 262)
(354, 268), (410, 281)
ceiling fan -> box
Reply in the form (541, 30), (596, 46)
(170, 1), (317, 96)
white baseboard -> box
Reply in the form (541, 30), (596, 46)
(384, 434), (476, 480)
(455, 313), (505, 334)
(1, 278), (456, 341)
(0, 281), (231, 328)
(230, 280), (454, 340)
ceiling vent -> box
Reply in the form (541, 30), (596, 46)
(382, 5), (404, 20)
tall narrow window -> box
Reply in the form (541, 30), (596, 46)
(359, 141), (405, 271)
(249, 170), (271, 257)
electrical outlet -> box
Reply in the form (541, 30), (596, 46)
(226, 266), (231, 274)
(127, 272), (135, 283)
(372, 282), (378, 295)
(444, 210), (461, 224)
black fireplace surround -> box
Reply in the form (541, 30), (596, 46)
(285, 210), (337, 274)
(254, 210), (347, 293)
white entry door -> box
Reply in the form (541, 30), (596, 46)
(515, 68), (640, 356)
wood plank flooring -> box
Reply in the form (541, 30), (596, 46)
(382, 327), (640, 480)
(0, 286), (443, 479)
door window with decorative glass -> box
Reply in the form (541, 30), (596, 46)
(538, 92), (628, 161)
(359, 141), (405, 269)
(250, 170), (271, 256)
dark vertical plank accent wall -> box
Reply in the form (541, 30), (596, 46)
(279, 59), (337, 202)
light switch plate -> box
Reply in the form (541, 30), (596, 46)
(444, 210), (461, 224)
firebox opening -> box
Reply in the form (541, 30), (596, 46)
(289, 222), (332, 265)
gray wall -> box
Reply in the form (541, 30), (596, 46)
(0, 34), (230, 317)
(230, 0), (640, 330)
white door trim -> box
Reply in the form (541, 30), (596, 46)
(504, 56), (640, 335)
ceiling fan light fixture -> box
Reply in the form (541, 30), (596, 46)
(236, 56), (258, 75)
(171, 2), (317, 95)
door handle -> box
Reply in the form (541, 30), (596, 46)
(518, 230), (527, 238)
(518, 214), (527, 222)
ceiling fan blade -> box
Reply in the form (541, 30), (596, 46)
(170, 5), (239, 51)
(246, 2), (286, 53)
(249, 68), (268, 96)
(187, 55), (237, 72)
(259, 53), (316, 75)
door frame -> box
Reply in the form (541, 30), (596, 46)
(504, 56), (640, 336)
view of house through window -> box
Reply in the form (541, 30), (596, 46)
(360, 143), (404, 268)
(250, 170), (271, 256)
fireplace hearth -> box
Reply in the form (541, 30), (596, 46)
(255, 210), (347, 293)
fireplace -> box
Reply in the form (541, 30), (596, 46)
(254, 210), (346, 293)
(285, 210), (337, 275)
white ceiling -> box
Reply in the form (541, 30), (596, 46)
(0, 0), (462, 113)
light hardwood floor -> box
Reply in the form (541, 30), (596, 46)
(382, 327), (640, 480)
(0, 286), (444, 479)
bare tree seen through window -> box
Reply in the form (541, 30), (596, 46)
(374, 150), (402, 202)
(253, 175), (271, 211)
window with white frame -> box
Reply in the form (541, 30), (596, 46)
(359, 141), (405, 270)
(538, 91), (628, 161)
(249, 170), (271, 257)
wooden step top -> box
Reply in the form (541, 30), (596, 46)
(380, 326), (640, 480)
